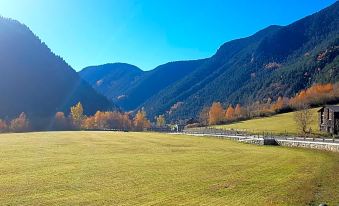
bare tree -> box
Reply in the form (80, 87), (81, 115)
(199, 107), (210, 126)
(294, 104), (313, 135)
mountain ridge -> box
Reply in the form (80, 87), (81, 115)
(80, 59), (207, 110)
(80, 2), (338, 121)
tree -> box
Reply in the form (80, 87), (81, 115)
(294, 104), (313, 135)
(199, 107), (210, 126)
(0, 119), (8, 133)
(10, 112), (29, 132)
(54, 112), (69, 130)
(208, 102), (224, 125)
(120, 113), (133, 131)
(106, 111), (131, 130)
(156, 115), (166, 127)
(82, 111), (132, 131)
(82, 115), (96, 130)
(289, 83), (336, 108)
(94, 111), (107, 129)
(234, 104), (245, 119)
(70, 102), (84, 129)
(134, 108), (151, 131)
(225, 105), (235, 121)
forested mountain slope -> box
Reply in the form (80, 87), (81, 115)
(0, 17), (115, 128)
(80, 2), (338, 121)
(142, 1), (339, 120)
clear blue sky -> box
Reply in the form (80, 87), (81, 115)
(0, 0), (336, 71)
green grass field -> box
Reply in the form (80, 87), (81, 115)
(214, 108), (320, 135)
(0, 131), (338, 205)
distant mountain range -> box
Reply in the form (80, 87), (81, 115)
(0, 17), (115, 129)
(80, 59), (206, 111)
(80, 2), (338, 121)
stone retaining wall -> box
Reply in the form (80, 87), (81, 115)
(177, 132), (339, 152)
(276, 140), (339, 152)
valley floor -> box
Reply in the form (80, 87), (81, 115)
(0, 131), (338, 205)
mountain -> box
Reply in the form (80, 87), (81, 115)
(80, 63), (144, 102)
(80, 59), (206, 110)
(0, 17), (115, 128)
(142, 2), (339, 120)
(81, 2), (339, 121)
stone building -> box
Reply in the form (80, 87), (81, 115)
(318, 105), (339, 134)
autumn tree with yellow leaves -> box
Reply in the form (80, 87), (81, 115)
(70, 102), (85, 129)
(134, 108), (151, 131)
(156, 115), (166, 127)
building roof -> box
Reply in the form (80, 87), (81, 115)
(318, 105), (339, 112)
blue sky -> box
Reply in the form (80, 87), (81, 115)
(0, 0), (336, 71)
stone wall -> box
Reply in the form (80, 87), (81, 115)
(276, 139), (339, 152)
(241, 138), (278, 146)
(180, 131), (339, 152)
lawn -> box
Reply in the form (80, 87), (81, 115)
(0, 131), (338, 205)
(214, 108), (320, 135)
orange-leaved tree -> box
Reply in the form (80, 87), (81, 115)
(94, 111), (107, 129)
(225, 105), (235, 121)
(271, 96), (289, 112)
(82, 111), (132, 131)
(208, 102), (224, 125)
(289, 83), (336, 108)
(82, 115), (96, 130)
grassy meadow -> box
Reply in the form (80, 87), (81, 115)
(214, 108), (320, 135)
(0, 131), (338, 205)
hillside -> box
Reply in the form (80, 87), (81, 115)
(80, 2), (338, 121)
(80, 59), (206, 110)
(214, 108), (320, 135)
(0, 17), (115, 129)
(1, 131), (338, 205)
(142, 2), (339, 120)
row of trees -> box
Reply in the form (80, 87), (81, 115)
(202, 83), (338, 126)
(54, 102), (153, 131)
(205, 103), (245, 125)
(0, 102), (155, 133)
(0, 113), (30, 133)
